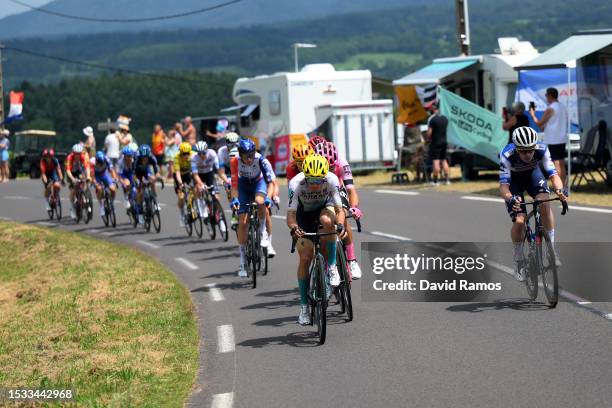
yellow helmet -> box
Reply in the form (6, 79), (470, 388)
(302, 154), (329, 178)
(179, 142), (192, 154)
(292, 143), (314, 162)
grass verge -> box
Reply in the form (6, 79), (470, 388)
(354, 167), (612, 208)
(0, 221), (199, 407)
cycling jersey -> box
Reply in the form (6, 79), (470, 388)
(191, 150), (219, 174)
(218, 145), (239, 175)
(134, 154), (159, 178)
(93, 157), (113, 176)
(229, 153), (275, 188)
(499, 143), (556, 184)
(288, 172), (342, 213)
(174, 151), (195, 175)
(117, 157), (134, 178)
(40, 158), (60, 175)
(286, 160), (300, 182)
(66, 152), (90, 174)
(334, 156), (354, 189)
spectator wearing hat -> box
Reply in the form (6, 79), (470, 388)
(0, 129), (10, 182)
(503, 102), (530, 144)
(83, 126), (96, 157)
(116, 116), (134, 147)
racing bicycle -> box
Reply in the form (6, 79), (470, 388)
(74, 178), (93, 224)
(101, 184), (117, 228)
(514, 197), (568, 308)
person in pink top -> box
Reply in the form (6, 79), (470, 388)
(313, 141), (363, 279)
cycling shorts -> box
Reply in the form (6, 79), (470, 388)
(505, 166), (550, 217)
(237, 177), (267, 215)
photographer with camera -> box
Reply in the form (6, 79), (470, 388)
(503, 102), (530, 144)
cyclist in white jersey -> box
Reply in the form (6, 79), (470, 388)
(192, 141), (229, 219)
(218, 132), (240, 228)
(287, 154), (346, 325)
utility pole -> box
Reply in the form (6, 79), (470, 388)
(455, 0), (471, 56)
(0, 44), (5, 127)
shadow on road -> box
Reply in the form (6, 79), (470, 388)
(202, 271), (240, 279)
(256, 289), (297, 298)
(191, 281), (251, 293)
(149, 235), (190, 242)
(187, 245), (238, 254)
(197, 253), (239, 262)
(237, 331), (320, 348)
(241, 299), (300, 310)
(446, 298), (551, 313)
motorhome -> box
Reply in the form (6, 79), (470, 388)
(230, 63), (396, 174)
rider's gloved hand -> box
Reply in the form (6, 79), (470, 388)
(509, 195), (522, 213)
(291, 225), (305, 238)
(264, 197), (272, 208)
(349, 207), (363, 220)
(231, 197), (240, 211)
(336, 223), (345, 234)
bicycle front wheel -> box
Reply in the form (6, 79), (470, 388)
(337, 242), (353, 322)
(312, 253), (327, 345)
(523, 234), (538, 302)
(539, 229), (558, 308)
(214, 200), (229, 242)
(55, 198), (62, 221)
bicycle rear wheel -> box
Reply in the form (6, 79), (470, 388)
(102, 197), (110, 226)
(247, 223), (257, 289)
(336, 242), (353, 321)
(84, 188), (94, 223)
(184, 207), (193, 237)
(152, 199), (161, 233)
(47, 198), (54, 220)
(55, 197), (62, 221)
(539, 229), (558, 308)
(214, 200), (229, 242)
(109, 201), (116, 228)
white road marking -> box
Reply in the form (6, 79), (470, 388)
(206, 283), (224, 302)
(176, 257), (199, 270)
(370, 231), (411, 241)
(137, 240), (160, 249)
(461, 195), (505, 203)
(568, 205), (612, 214)
(605, 314), (612, 321)
(272, 214), (286, 220)
(217, 325), (235, 353)
(577, 301), (592, 305)
(85, 229), (100, 234)
(4, 195), (31, 200)
(375, 189), (420, 196)
(101, 231), (115, 236)
(211, 392), (234, 408)
(0, 216), (12, 221)
(36, 221), (56, 227)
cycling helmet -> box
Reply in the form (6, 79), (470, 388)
(179, 142), (192, 154)
(195, 141), (208, 153)
(95, 151), (106, 163)
(302, 154), (329, 179)
(238, 138), (256, 154)
(225, 132), (239, 143)
(122, 146), (135, 157)
(128, 142), (138, 152)
(292, 143), (314, 162)
(138, 144), (151, 157)
(72, 144), (84, 154)
(308, 135), (327, 149)
(314, 141), (338, 167)
(512, 126), (538, 150)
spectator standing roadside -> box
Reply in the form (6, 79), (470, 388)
(503, 102), (530, 144)
(426, 103), (450, 185)
(0, 129), (10, 183)
(151, 124), (166, 177)
(181, 116), (197, 146)
(83, 126), (96, 157)
(104, 128), (121, 167)
(165, 129), (178, 181)
(116, 116), (134, 147)
(529, 87), (568, 186)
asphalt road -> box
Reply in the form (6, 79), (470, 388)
(1, 179), (611, 408)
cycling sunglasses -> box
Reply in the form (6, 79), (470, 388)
(305, 177), (325, 185)
(516, 148), (536, 154)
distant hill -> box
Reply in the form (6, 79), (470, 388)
(2, 0), (611, 87)
(0, 0), (432, 39)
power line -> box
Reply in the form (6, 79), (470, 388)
(3, 45), (231, 87)
(7, 0), (241, 23)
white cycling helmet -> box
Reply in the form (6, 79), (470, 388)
(225, 132), (239, 143)
(512, 126), (538, 149)
(195, 141), (208, 153)
(72, 143), (84, 153)
(128, 142), (139, 153)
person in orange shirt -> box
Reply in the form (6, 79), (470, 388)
(151, 124), (166, 177)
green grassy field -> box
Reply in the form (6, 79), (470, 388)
(335, 52), (422, 70)
(0, 222), (199, 407)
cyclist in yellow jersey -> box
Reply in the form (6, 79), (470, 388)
(174, 142), (196, 227)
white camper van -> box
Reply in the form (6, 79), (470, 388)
(230, 64), (396, 174)
(393, 38), (539, 178)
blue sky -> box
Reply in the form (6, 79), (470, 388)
(0, 0), (50, 19)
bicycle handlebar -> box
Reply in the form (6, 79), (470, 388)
(290, 230), (338, 253)
(511, 197), (568, 222)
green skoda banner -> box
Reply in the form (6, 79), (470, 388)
(438, 87), (507, 163)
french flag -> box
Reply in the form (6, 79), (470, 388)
(2, 91), (24, 125)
